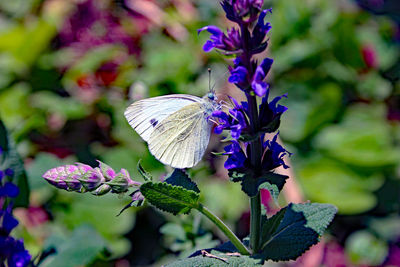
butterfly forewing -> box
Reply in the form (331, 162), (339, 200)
(124, 95), (201, 142)
(124, 93), (217, 168)
(148, 102), (212, 168)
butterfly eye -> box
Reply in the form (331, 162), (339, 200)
(208, 93), (215, 100)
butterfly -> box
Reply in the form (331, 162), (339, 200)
(124, 92), (220, 169)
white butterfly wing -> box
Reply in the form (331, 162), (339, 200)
(148, 102), (213, 168)
(124, 94), (201, 142)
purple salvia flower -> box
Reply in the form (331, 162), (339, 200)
(0, 207), (19, 234)
(223, 141), (247, 169)
(221, 0), (264, 24)
(2, 238), (31, 267)
(258, 89), (288, 132)
(251, 58), (273, 97)
(198, 26), (242, 53)
(0, 182), (19, 198)
(212, 97), (249, 139)
(262, 133), (291, 170)
(251, 9), (272, 53)
(228, 66), (248, 85)
(0, 170), (4, 182)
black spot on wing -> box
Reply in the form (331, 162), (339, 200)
(150, 119), (158, 127)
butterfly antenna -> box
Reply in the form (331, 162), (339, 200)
(211, 69), (231, 92)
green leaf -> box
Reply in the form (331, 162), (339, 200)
(40, 225), (107, 267)
(298, 157), (384, 214)
(345, 230), (388, 266)
(165, 169), (200, 193)
(279, 83), (342, 142)
(57, 193), (135, 258)
(137, 160), (152, 181)
(229, 169), (288, 198)
(257, 203), (337, 261)
(140, 182), (200, 215)
(314, 104), (400, 167)
(165, 251), (262, 267)
(30, 91), (89, 119)
(0, 120), (29, 207)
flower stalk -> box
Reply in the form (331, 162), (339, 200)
(196, 203), (250, 255)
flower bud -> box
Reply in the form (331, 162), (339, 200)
(78, 168), (104, 191)
(91, 184), (111, 196)
(43, 165), (84, 192)
(97, 160), (117, 181)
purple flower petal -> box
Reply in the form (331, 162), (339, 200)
(198, 25), (223, 37)
(3, 182), (19, 198)
(203, 40), (215, 52)
(228, 66), (248, 84)
(2, 210), (19, 234)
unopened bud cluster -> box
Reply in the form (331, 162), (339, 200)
(43, 161), (140, 195)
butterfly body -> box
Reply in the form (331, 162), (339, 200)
(124, 93), (219, 168)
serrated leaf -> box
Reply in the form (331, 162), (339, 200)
(0, 120), (29, 207)
(165, 169), (200, 193)
(166, 251), (262, 267)
(137, 160), (152, 181)
(140, 182), (199, 215)
(257, 203), (337, 261)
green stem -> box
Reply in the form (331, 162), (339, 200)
(247, 94), (262, 253)
(196, 203), (250, 255)
(250, 193), (261, 252)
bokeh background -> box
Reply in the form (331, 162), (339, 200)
(1, 0), (400, 266)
